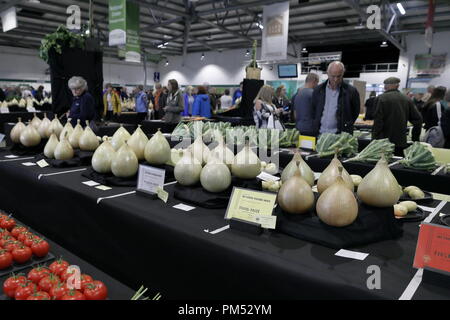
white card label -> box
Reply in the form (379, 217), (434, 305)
(83, 180), (100, 187)
(0, 133), (5, 143)
(257, 172), (280, 182)
(36, 159), (49, 168)
(137, 165), (165, 195)
(22, 162), (36, 166)
(335, 249), (369, 261)
(27, 106), (36, 112)
(173, 203), (196, 212)
(4, 155), (19, 159)
(96, 185), (112, 191)
(0, 107), (9, 114)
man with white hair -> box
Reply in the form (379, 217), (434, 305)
(311, 61), (361, 135)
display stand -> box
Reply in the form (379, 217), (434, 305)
(135, 189), (158, 200)
(229, 217), (263, 235)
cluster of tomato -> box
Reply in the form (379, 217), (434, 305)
(0, 216), (50, 270)
(3, 259), (108, 300)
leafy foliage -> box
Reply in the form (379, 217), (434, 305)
(39, 25), (86, 63)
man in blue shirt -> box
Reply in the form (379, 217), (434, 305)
(135, 85), (148, 123)
(232, 82), (243, 105)
(294, 73), (320, 135)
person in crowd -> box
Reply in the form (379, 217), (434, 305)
(21, 86), (33, 99)
(422, 85), (435, 103)
(372, 77), (423, 154)
(291, 88), (302, 107)
(413, 92), (425, 117)
(34, 86), (45, 102)
(158, 87), (168, 118)
(253, 85), (284, 129)
(192, 86), (211, 118)
(294, 73), (320, 135)
(273, 85), (289, 109)
(182, 86), (195, 117)
(120, 87), (129, 100)
(233, 82), (243, 105)
(0, 87), (5, 102)
(209, 87), (218, 113)
(153, 83), (164, 120)
(102, 83), (121, 121)
(422, 86), (447, 131)
(135, 85), (148, 123)
(311, 61), (360, 135)
(443, 91), (450, 148)
(68, 76), (96, 127)
(162, 79), (184, 124)
(364, 91), (377, 121)
(220, 89), (233, 111)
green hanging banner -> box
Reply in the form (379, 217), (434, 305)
(109, 0), (141, 63)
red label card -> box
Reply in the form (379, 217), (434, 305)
(413, 223), (450, 273)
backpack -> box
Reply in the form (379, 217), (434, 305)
(421, 102), (445, 147)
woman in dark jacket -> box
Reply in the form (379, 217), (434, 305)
(68, 76), (96, 127)
(192, 86), (211, 118)
(422, 86), (447, 130)
(364, 91), (377, 120)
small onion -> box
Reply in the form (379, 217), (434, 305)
(317, 154), (354, 193)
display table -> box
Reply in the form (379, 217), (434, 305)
(141, 120), (178, 135)
(276, 151), (450, 194)
(0, 150), (450, 299)
(0, 112), (54, 134)
(0, 220), (135, 300)
(115, 112), (139, 125)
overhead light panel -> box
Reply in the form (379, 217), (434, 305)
(201, 53), (205, 60)
(396, 3), (406, 15)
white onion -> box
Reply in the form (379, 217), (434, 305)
(111, 141), (138, 178)
(174, 151), (202, 186)
(10, 118), (26, 144)
(144, 130), (171, 165)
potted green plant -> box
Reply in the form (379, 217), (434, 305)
(245, 40), (262, 80)
(39, 25), (87, 63)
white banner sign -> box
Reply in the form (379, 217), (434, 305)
(261, 1), (290, 61)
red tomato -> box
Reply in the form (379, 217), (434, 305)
(23, 235), (40, 247)
(61, 289), (85, 300)
(60, 268), (76, 283)
(49, 259), (69, 276)
(11, 226), (28, 238)
(80, 274), (94, 291)
(3, 275), (27, 298)
(17, 231), (33, 243)
(12, 246), (32, 264)
(83, 281), (108, 300)
(0, 228), (10, 237)
(3, 240), (22, 253)
(15, 281), (37, 300)
(49, 282), (69, 300)
(31, 239), (50, 258)
(27, 266), (50, 284)
(0, 235), (15, 247)
(27, 291), (51, 300)
(0, 217), (15, 231)
(38, 273), (60, 292)
(0, 249), (13, 270)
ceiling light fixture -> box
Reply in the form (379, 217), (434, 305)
(165, 60), (169, 66)
(245, 49), (250, 56)
(256, 22), (264, 30)
(201, 53), (205, 60)
(380, 41), (388, 47)
(396, 3), (406, 15)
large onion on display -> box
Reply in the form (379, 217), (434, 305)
(111, 125), (131, 151)
(317, 154), (353, 193)
(20, 122), (41, 147)
(54, 133), (74, 160)
(69, 120), (83, 149)
(37, 113), (51, 138)
(281, 152), (315, 186)
(174, 151), (202, 186)
(10, 118), (26, 144)
(277, 168), (314, 214)
(92, 139), (116, 174)
(111, 141), (138, 178)
(30, 113), (42, 130)
(316, 167), (359, 227)
(187, 136), (210, 165)
(144, 129), (170, 165)
(231, 143), (261, 179)
(59, 120), (74, 141)
(79, 121), (99, 151)
(357, 155), (401, 207)
(200, 157), (232, 193)
(207, 136), (234, 168)
(44, 133), (59, 159)
(48, 117), (63, 137)
(128, 125), (148, 161)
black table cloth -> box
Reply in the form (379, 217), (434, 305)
(141, 120), (179, 135)
(115, 113), (139, 125)
(0, 150), (450, 299)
